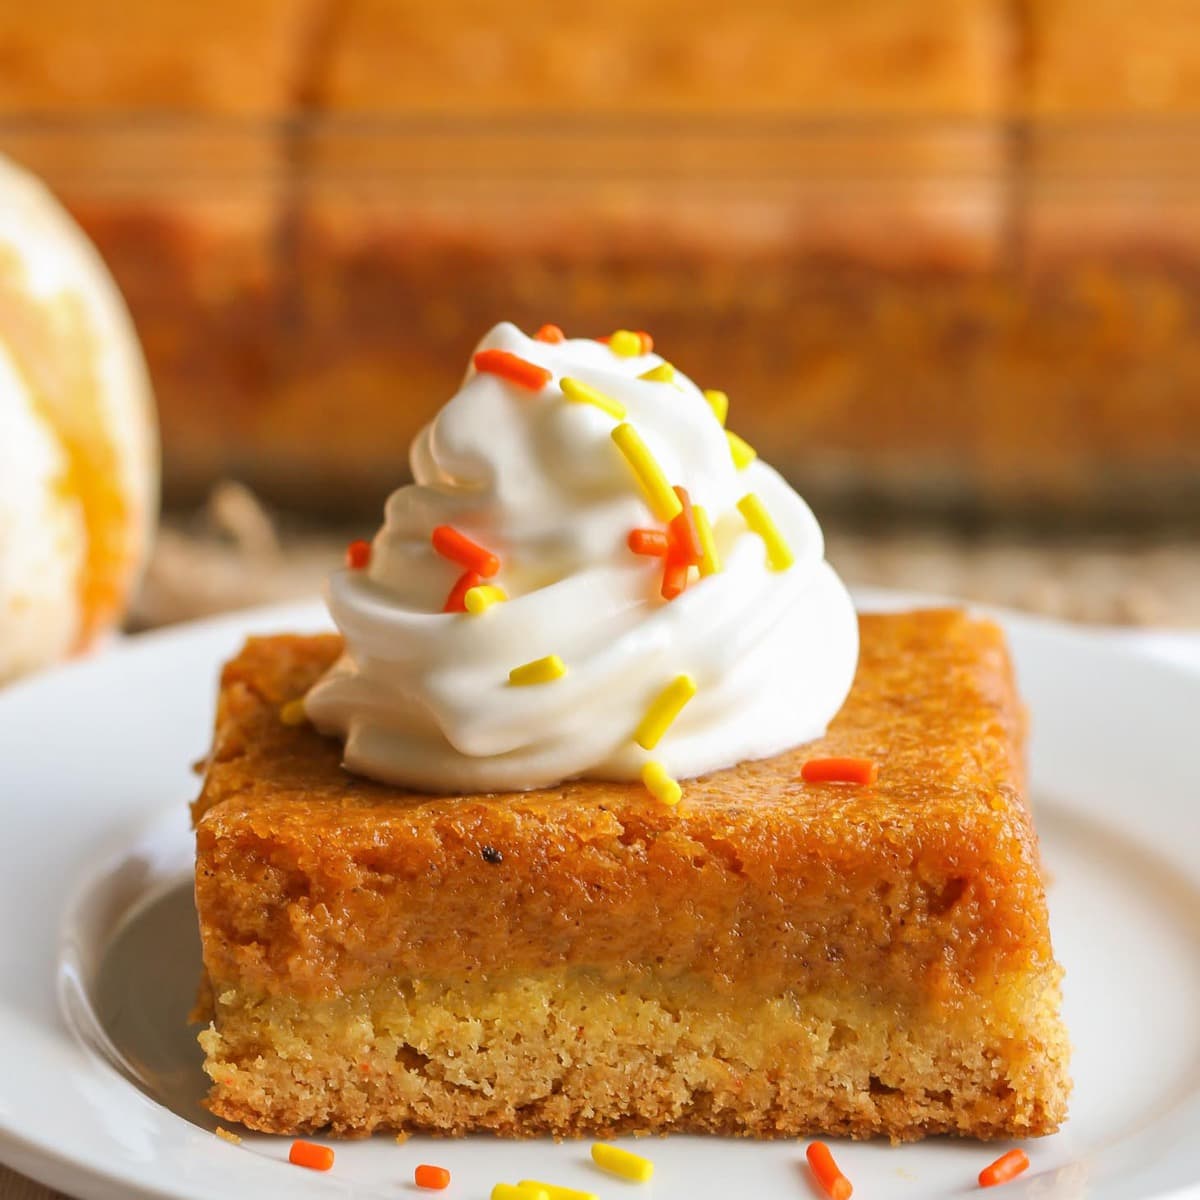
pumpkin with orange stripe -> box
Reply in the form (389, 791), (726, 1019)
(0, 153), (157, 683)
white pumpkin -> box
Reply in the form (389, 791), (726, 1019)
(0, 154), (157, 683)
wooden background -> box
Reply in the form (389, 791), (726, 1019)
(0, 1170), (62, 1199)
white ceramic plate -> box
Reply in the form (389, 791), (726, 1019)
(2, 592), (1199, 1200)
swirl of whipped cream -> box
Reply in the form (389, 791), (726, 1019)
(305, 322), (858, 793)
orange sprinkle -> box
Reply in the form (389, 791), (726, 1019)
(806, 1142), (852, 1200)
(979, 1149), (1030, 1188)
(432, 525), (501, 578)
(661, 554), (690, 601)
(345, 538), (372, 569)
(534, 323), (565, 343)
(473, 348), (552, 390)
(415, 1163), (452, 1190)
(600, 330), (651, 353)
(668, 486), (703, 566)
(289, 1141), (334, 1172)
(801, 757), (879, 785)
(628, 529), (670, 557)
(443, 570), (483, 614)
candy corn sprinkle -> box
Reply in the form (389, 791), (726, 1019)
(414, 1163), (451, 1190)
(801, 757), (879, 785)
(668, 486), (703, 565)
(492, 1185), (550, 1200)
(704, 388), (729, 425)
(639, 362), (675, 383)
(432, 525), (500, 578)
(642, 760), (682, 806)
(606, 329), (652, 357)
(473, 348), (552, 390)
(560, 377), (626, 420)
(692, 504), (721, 576)
(607, 329), (643, 357)
(289, 1141), (334, 1172)
(979, 1149), (1030, 1188)
(611, 423), (683, 522)
(737, 492), (793, 571)
(660, 556), (690, 601)
(509, 655), (567, 686)
(806, 1141), (852, 1200)
(635, 674), (697, 750)
(520, 1182), (598, 1200)
(443, 569), (483, 614)
(590, 1142), (655, 1182)
(345, 538), (371, 569)
(464, 584), (508, 614)
(628, 528), (670, 557)
(726, 429), (757, 470)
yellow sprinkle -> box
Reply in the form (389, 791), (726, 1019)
(493, 1186), (550, 1200)
(214, 1127), (242, 1145)
(611, 423), (682, 521)
(608, 329), (643, 357)
(280, 699), (307, 726)
(638, 362), (675, 383)
(704, 388), (729, 425)
(737, 492), (793, 571)
(464, 584), (508, 614)
(726, 429), (757, 470)
(560, 377), (626, 420)
(509, 655), (567, 686)
(591, 1142), (655, 1183)
(634, 674), (697, 751)
(692, 504), (721, 576)
(641, 761), (682, 806)
(520, 1184), (597, 1200)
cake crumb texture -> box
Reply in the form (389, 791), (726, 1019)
(193, 610), (1070, 1139)
(199, 970), (1068, 1140)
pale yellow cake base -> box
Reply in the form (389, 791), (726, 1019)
(198, 967), (1069, 1140)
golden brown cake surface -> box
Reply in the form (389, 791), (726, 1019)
(193, 610), (1069, 1139)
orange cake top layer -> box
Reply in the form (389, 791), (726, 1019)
(193, 609), (1054, 1004)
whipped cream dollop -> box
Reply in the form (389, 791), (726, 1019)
(305, 322), (858, 793)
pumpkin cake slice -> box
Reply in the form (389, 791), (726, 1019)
(191, 608), (1069, 1139)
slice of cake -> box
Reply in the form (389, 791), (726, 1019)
(192, 610), (1069, 1139)
(191, 322), (1068, 1139)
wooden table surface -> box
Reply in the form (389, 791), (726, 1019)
(0, 1169), (63, 1199)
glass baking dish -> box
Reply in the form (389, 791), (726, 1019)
(4, 115), (1199, 520)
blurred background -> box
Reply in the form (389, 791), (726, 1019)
(3, 0), (1198, 629)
